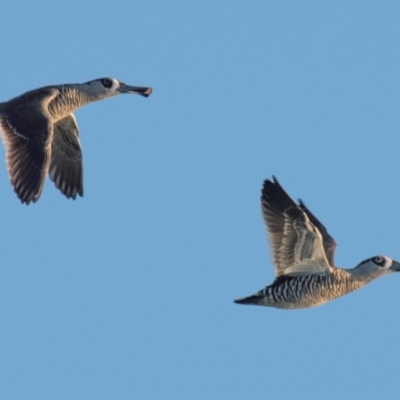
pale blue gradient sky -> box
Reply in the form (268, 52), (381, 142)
(1, 2), (400, 399)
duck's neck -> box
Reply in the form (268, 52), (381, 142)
(48, 85), (99, 121)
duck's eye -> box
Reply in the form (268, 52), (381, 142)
(373, 256), (385, 266)
(101, 78), (113, 88)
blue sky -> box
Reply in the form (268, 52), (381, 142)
(1, 1), (400, 399)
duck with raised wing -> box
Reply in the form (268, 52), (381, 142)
(234, 177), (400, 309)
(0, 78), (152, 204)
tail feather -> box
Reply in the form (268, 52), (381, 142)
(234, 294), (263, 305)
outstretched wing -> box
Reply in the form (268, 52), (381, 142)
(0, 88), (57, 204)
(49, 114), (83, 199)
(261, 177), (334, 277)
(298, 200), (337, 266)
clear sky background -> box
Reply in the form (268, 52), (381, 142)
(1, 1), (400, 399)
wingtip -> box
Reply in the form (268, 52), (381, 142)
(261, 175), (289, 203)
(263, 175), (282, 190)
(19, 197), (32, 206)
(15, 186), (42, 205)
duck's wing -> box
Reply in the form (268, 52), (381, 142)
(49, 114), (83, 199)
(298, 200), (337, 267)
(0, 88), (57, 204)
(261, 177), (334, 277)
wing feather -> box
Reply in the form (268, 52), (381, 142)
(298, 200), (337, 266)
(261, 177), (334, 277)
(49, 114), (83, 199)
(0, 88), (57, 204)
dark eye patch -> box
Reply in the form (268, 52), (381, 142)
(101, 78), (113, 88)
(373, 256), (385, 266)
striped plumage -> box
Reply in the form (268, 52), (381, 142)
(0, 78), (152, 204)
(234, 177), (400, 310)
